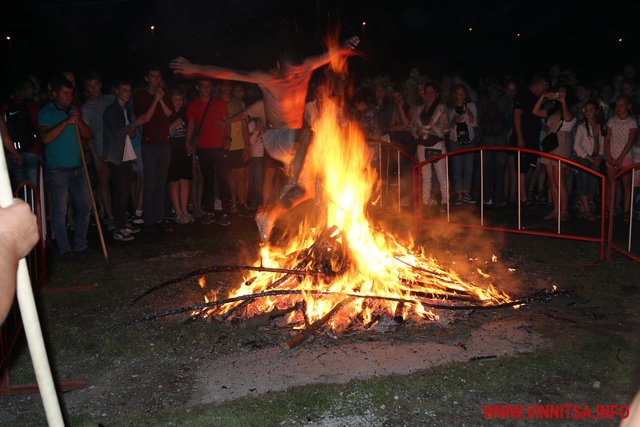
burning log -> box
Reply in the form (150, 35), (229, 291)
(221, 227), (346, 321)
(131, 264), (324, 305)
(234, 303), (302, 329)
(284, 299), (351, 349)
(124, 286), (567, 327)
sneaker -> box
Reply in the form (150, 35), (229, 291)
(123, 223), (141, 234)
(280, 183), (305, 208)
(255, 211), (274, 244)
(462, 193), (476, 204)
(201, 213), (217, 225)
(74, 247), (94, 258)
(113, 228), (135, 241)
(483, 198), (493, 206)
(216, 213), (231, 226)
(183, 212), (195, 223)
(131, 212), (144, 225)
(176, 212), (188, 224)
(62, 251), (78, 262)
(176, 212), (194, 224)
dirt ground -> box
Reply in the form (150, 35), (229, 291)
(0, 209), (638, 426)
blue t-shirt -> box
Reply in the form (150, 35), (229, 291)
(38, 102), (82, 168)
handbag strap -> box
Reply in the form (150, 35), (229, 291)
(553, 117), (564, 134)
(191, 97), (213, 146)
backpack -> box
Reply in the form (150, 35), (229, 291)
(480, 95), (506, 137)
(4, 100), (36, 153)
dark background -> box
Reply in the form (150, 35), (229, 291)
(1, 0), (638, 93)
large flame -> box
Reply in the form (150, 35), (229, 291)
(194, 84), (511, 333)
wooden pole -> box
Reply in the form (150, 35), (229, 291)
(0, 135), (65, 426)
(74, 125), (109, 263)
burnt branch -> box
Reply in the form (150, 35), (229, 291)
(285, 299), (351, 349)
(123, 287), (565, 327)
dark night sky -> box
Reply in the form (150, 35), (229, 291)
(1, 0), (639, 92)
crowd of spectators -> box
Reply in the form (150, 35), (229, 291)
(1, 62), (639, 260)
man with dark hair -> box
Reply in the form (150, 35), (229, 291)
(133, 65), (173, 231)
(1, 77), (41, 189)
(38, 76), (94, 261)
(82, 72), (116, 230)
(170, 35), (359, 243)
(103, 79), (141, 241)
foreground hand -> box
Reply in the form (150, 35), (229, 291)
(0, 200), (39, 262)
(170, 57), (198, 76)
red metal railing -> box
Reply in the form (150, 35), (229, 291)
(412, 147), (608, 261)
(1, 177), (85, 395)
(607, 162), (640, 263)
(373, 138), (419, 211)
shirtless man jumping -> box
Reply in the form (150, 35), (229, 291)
(170, 36), (359, 244)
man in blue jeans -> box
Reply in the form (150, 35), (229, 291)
(38, 76), (94, 261)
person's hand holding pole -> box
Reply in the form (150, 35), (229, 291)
(0, 134), (65, 426)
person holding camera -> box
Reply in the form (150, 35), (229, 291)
(446, 84), (478, 205)
(533, 86), (576, 221)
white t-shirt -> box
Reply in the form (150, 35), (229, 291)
(607, 116), (638, 159)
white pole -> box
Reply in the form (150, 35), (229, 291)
(378, 142), (382, 208)
(629, 168), (636, 252)
(557, 159), (561, 234)
(480, 149), (484, 226)
(517, 152), (521, 230)
(445, 156), (450, 222)
(0, 135), (64, 426)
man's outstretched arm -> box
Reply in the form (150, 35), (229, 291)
(304, 36), (360, 71)
(170, 57), (268, 84)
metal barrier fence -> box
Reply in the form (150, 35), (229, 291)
(412, 147), (608, 261)
(0, 176), (85, 395)
(1, 180), (46, 395)
(373, 138), (418, 211)
(607, 162), (640, 263)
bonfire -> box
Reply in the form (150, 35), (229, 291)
(132, 60), (563, 348)
(190, 89), (514, 346)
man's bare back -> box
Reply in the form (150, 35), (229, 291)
(169, 36), (358, 130)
